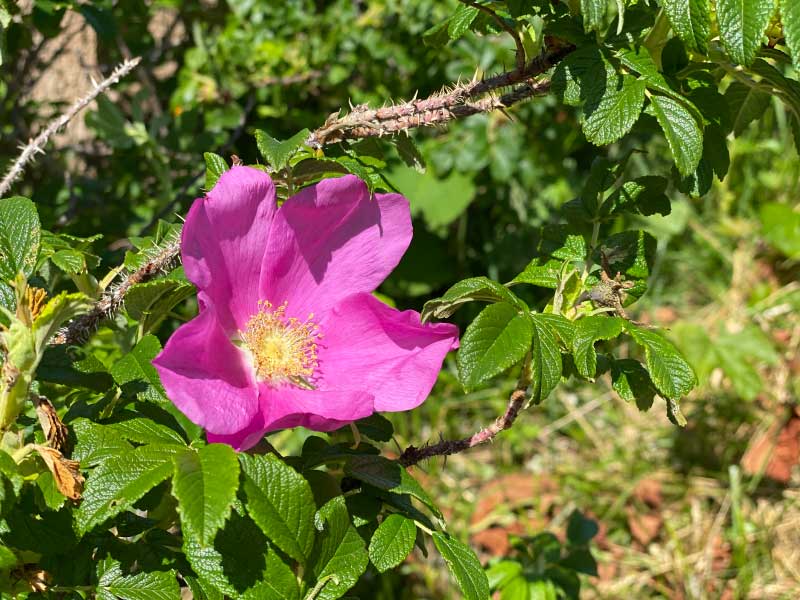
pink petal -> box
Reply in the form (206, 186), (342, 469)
(152, 304), (259, 436)
(259, 175), (411, 319)
(206, 411), (268, 451)
(261, 386), (375, 432)
(316, 293), (459, 412)
(182, 166), (277, 332)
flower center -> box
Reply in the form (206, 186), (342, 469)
(241, 300), (321, 387)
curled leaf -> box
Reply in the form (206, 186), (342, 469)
(35, 446), (84, 501)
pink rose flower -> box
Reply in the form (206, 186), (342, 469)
(153, 166), (459, 450)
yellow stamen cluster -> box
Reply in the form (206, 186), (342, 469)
(241, 300), (321, 386)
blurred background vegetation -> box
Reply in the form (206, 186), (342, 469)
(2, 0), (799, 597)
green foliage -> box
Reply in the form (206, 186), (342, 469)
(255, 128), (310, 171)
(433, 532), (490, 600)
(76, 443), (182, 534)
(662, 0), (711, 53)
(457, 302), (534, 391)
(716, 0), (775, 66)
(368, 514), (417, 572)
(173, 443), (239, 546)
(487, 512), (599, 599)
(203, 152), (228, 190)
(240, 453), (316, 564)
(649, 95), (703, 177)
(0, 0), (796, 597)
(0, 196), (39, 308)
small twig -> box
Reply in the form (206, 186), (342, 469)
(398, 354), (532, 467)
(0, 57), (142, 198)
(51, 236), (180, 346)
(461, 0), (525, 73)
(307, 43), (571, 147)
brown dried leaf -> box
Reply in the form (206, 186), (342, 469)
(35, 445), (84, 501)
(626, 507), (662, 546)
(33, 396), (68, 451)
(633, 477), (663, 509)
(741, 417), (800, 484)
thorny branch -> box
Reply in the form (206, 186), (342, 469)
(55, 43), (573, 345)
(0, 57), (142, 198)
(51, 237), (180, 346)
(306, 41), (573, 147)
(398, 353), (533, 467)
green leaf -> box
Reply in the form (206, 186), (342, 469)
(649, 94), (703, 176)
(72, 420), (135, 467)
(368, 514), (416, 572)
(457, 303), (534, 391)
(782, 0), (800, 69)
(716, 0), (774, 65)
(572, 316), (625, 378)
(625, 323), (696, 401)
(204, 152), (228, 189)
(529, 315), (562, 404)
(388, 165), (476, 230)
(255, 129), (310, 171)
(344, 455), (440, 517)
(448, 4), (479, 40)
(184, 576), (223, 600)
(241, 549), (301, 600)
(616, 47), (697, 113)
(566, 509), (599, 544)
(184, 511), (299, 599)
(173, 444), (239, 546)
(108, 417), (187, 447)
(580, 0), (617, 35)
(553, 47), (644, 145)
(308, 496), (368, 600)
(509, 258), (563, 288)
(394, 135), (426, 173)
(760, 202), (800, 258)
(661, 0), (711, 53)
(50, 248), (85, 273)
(603, 176), (670, 217)
(240, 453), (315, 564)
(0, 196), (40, 281)
(124, 275), (194, 334)
(582, 75), (646, 145)
(611, 358), (657, 411)
(36, 471), (66, 511)
(552, 46), (608, 107)
(0, 545), (15, 571)
(36, 344), (114, 392)
(111, 334), (167, 403)
(31, 292), (91, 353)
(353, 414), (394, 442)
(432, 532), (490, 600)
(535, 313), (576, 348)
(76, 444), (182, 534)
(748, 58), (800, 125)
(423, 20), (451, 48)
(97, 558), (179, 600)
(422, 276), (526, 321)
(725, 81), (771, 136)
